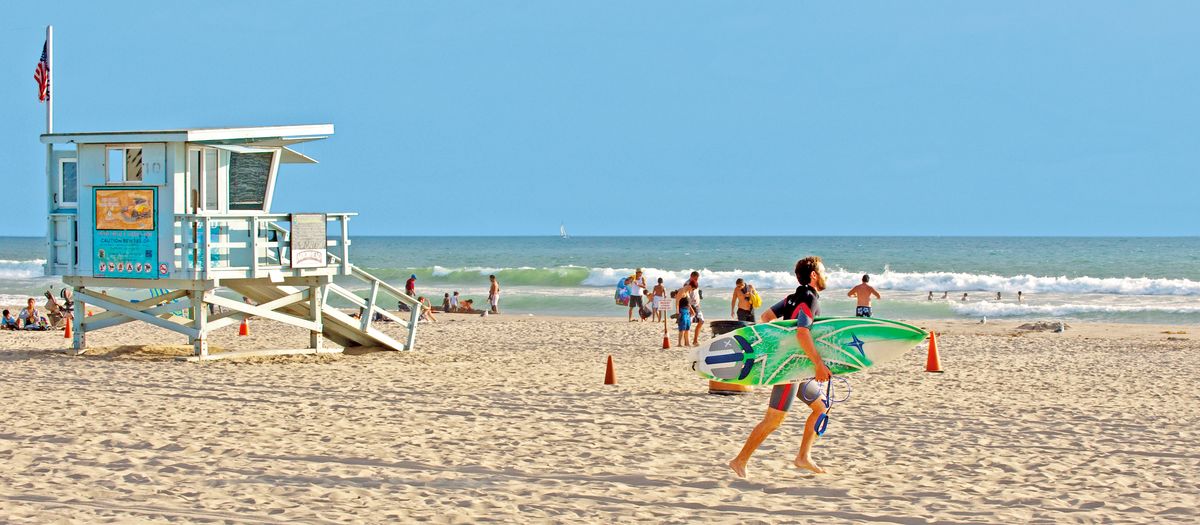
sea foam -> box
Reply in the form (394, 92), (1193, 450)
(951, 301), (1200, 317)
(0, 259), (47, 280)
(313, 264), (1200, 296)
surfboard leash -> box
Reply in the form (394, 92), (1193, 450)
(814, 376), (851, 437)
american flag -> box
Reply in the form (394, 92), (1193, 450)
(34, 40), (50, 102)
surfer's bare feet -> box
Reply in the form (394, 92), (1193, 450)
(728, 459), (748, 478)
(794, 457), (826, 474)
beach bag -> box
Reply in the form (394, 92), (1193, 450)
(639, 302), (653, 320)
(614, 281), (631, 306)
(750, 290), (762, 309)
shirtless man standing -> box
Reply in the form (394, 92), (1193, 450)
(847, 274), (881, 317)
(488, 275), (501, 314)
(730, 278), (755, 322)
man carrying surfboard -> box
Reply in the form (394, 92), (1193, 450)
(729, 256), (832, 477)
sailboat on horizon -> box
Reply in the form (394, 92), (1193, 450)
(560, 222), (569, 239)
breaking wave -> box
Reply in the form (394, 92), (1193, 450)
(356, 265), (1200, 297)
(951, 301), (1200, 317)
(0, 259), (46, 280)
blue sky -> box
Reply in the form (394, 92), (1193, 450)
(1, 1), (1197, 236)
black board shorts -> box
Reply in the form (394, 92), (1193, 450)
(629, 295), (643, 308)
(736, 308), (755, 322)
(855, 306), (872, 317)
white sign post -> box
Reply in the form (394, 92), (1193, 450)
(657, 294), (672, 337)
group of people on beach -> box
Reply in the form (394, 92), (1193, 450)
(2, 291), (74, 331)
(2, 298), (50, 330)
(619, 269), (710, 346)
(403, 273), (501, 322)
(621, 259), (890, 478)
(621, 268), (889, 349)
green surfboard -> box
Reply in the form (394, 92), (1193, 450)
(690, 317), (928, 386)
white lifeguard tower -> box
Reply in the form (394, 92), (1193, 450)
(42, 124), (422, 360)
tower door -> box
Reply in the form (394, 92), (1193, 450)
(186, 147), (225, 213)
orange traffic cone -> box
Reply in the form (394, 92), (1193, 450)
(662, 326), (671, 349)
(604, 355), (617, 385)
(238, 318), (249, 336)
(63, 320), (72, 339)
(925, 330), (943, 373)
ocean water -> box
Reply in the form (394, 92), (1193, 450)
(3, 236), (1199, 324)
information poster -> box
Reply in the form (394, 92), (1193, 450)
(94, 187), (158, 279)
(290, 213), (328, 269)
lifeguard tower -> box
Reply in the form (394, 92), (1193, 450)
(42, 124), (422, 360)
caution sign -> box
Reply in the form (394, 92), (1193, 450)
(290, 213), (328, 269)
(94, 187), (158, 279)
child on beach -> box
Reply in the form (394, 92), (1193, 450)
(676, 291), (693, 347)
(651, 278), (666, 322)
(1, 310), (17, 330)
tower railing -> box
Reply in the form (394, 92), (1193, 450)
(173, 212), (355, 281)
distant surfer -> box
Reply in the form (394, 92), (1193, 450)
(847, 274), (880, 317)
(927, 291), (933, 301)
(729, 256), (832, 477)
(731, 278), (755, 322)
(996, 291), (1002, 301)
(962, 292), (969, 302)
(1018, 291), (1023, 303)
(941, 291), (948, 299)
(488, 274), (501, 314)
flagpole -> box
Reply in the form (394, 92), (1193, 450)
(46, 25), (53, 134)
(44, 25), (54, 277)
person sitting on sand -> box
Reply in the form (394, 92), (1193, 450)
(1, 310), (18, 330)
(729, 256), (832, 478)
(417, 296), (438, 322)
(19, 298), (47, 330)
(460, 299), (474, 312)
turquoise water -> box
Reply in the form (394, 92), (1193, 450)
(3, 236), (1199, 324)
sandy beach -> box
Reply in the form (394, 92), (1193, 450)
(0, 313), (1197, 523)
